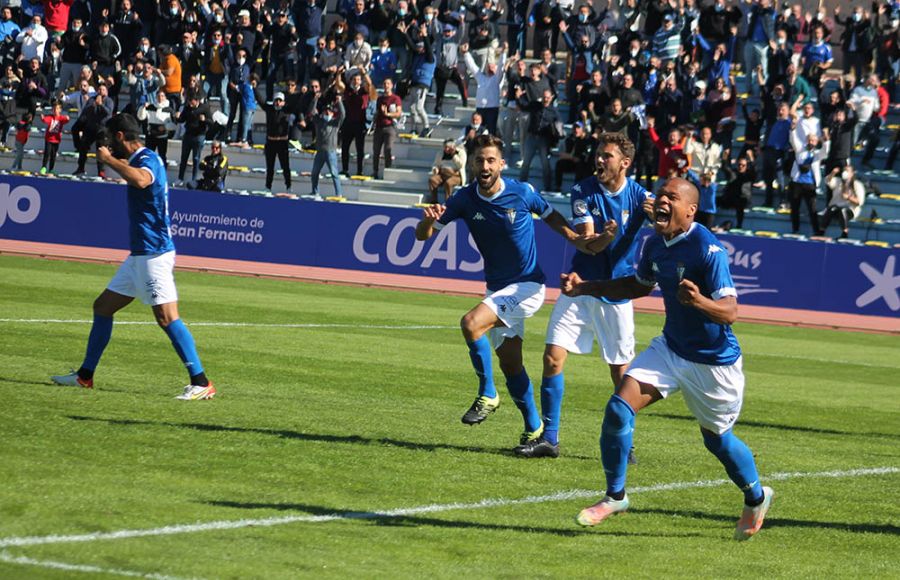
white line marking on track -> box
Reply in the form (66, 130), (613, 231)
(0, 467), (895, 549)
(0, 319), (894, 368)
(0, 551), (197, 579)
(0, 319), (457, 330)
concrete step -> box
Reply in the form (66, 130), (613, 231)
(356, 188), (423, 206)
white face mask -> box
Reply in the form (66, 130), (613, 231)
(238, 58), (246, 65)
(141, 44), (149, 51)
(100, 30), (109, 37)
(322, 113), (333, 121)
(380, 46), (388, 53)
(841, 170), (851, 181)
(852, 12), (862, 22)
(425, 13), (433, 20)
(215, 14), (223, 22)
(170, 7), (178, 15)
(893, 19), (900, 28)
(777, 37), (786, 45)
(817, 12), (824, 20)
(336, 27), (344, 33)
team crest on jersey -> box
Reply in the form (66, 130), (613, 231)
(506, 208), (516, 223)
(652, 262), (659, 273)
(708, 244), (723, 254)
(573, 199), (588, 216)
(621, 210), (630, 226)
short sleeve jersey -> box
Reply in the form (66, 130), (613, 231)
(569, 176), (650, 304)
(127, 147), (175, 256)
(635, 223), (741, 365)
(434, 178), (553, 292)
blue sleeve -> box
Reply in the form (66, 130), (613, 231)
(629, 183), (650, 226)
(133, 152), (162, 185)
(434, 190), (466, 230)
(635, 239), (656, 286)
(704, 242), (737, 300)
(525, 183), (553, 219)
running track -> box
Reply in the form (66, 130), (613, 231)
(1, 239), (897, 335)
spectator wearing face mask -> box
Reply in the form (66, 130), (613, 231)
(226, 48), (251, 144)
(177, 93), (212, 184)
(833, 6), (873, 81)
(113, 0), (142, 60)
(337, 71), (376, 176)
(372, 77), (402, 180)
(800, 25), (832, 86)
(460, 40), (505, 135)
(518, 87), (560, 192)
(72, 93), (111, 176)
(309, 90), (345, 199)
(787, 125), (829, 235)
(821, 165), (865, 238)
(559, 19), (600, 123)
(717, 155), (756, 230)
(401, 20), (435, 137)
(433, 23), (466, 116)
(370, 36), (397, 87)
(343, 30), (372, 80)
(17, 15), (48, 63)
(249, 89), (291, 191)
(136, 91), (174, 165)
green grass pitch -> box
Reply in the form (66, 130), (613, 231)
(0, 255), (898, 579)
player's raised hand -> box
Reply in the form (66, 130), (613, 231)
(677, 278), (701, 307)
(560, 272), (584, 296)
(422, 203), (445, 223)
(97, 146), (113, 164)
(642, 194), (655, 219)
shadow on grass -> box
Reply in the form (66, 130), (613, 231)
(646, 412), (900, 440)
(203, 500), (703, 538)
(0, 376), (58, 387)
(66, 415), (595, 460)
(630, 507), (900, 536)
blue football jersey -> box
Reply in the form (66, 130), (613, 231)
(635, 223), (741, 365)
(127, 147), (175, 256)
(435, 178), (553, 291)
(569, 176), (650, 305)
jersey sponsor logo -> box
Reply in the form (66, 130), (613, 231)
(573, 199), (588, 216)
(505, 208), (516, 224)
(352, 214), (483, 272)
(473, 212), (486, 221)
(0, 184), (41, 228)
(572, 184), (581, 193)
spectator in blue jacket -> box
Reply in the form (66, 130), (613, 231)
(369, 36), (397, 87)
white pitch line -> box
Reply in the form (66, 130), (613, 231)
(0, 466), (895, 549)
(0, 318), (456, 330)
(0, 319), (895, 369)
(0, 551), (196, 580)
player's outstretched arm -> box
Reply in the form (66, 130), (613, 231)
(545, 209), (603, 254)
(97, 147), (153, 189)
(561, 272), (654, 301)
(415, 204), (445, 241)
(677, 279), (738, 324)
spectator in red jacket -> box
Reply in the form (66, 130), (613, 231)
(43, 0), (75, 39)
(40, 101), (69, 174)
(648, 116), (690, 185)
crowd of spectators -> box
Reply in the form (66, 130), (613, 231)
(0, 0), (895, 235)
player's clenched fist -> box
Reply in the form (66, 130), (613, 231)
(97, 146), (113, 164)
(677, 279), (701, 306)
(422, 204), (445, 223)
(560, 272), (584, 297)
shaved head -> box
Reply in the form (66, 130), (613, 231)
(667, 177), (699, 206)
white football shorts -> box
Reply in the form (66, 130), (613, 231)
(625, 336), (744, 434)
(107, 251), (178, 306)
(545, 294), (635, 365)
(482, 281), (546, 349)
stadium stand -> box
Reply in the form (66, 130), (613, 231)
(0, 0), (898, 246)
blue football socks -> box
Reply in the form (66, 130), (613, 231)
(702, 429), (765, 505)
(506, 368), (542, 433)
(540, 373), (565, 445)
(600, 394), (636, 497)
(80, 314), (113, 377)
(467, 335), (496, 398)
(163, 319), (205, 379)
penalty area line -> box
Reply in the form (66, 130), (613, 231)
(0, 466), (896, 549)
(0, 551), (197, 580)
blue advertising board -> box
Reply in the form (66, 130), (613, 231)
(1, 176), (898, 318)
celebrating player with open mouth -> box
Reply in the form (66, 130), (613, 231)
(562, 177), (773, 541)
(416, 134), (594, 449)
(51, 114), (215, 401)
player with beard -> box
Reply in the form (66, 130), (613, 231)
(561, 177), (773, 541)
(515, 132), (652, 459)
(51, 114), (215, 400)
(416, 134), (594, 448)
